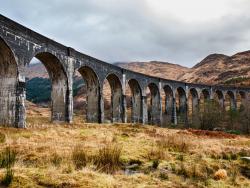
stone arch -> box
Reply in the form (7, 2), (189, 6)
(200, 89), (210, 113)
(214, 90), (224, 109)
(147, 83), (161, 125)
(127, 79), (142, 123)
(225, 91), (236, 111)
(29, 52), (70, 122)
(104, 73), (123, 123)
(162, 85), (174, 125)
(78, 66), (101, 123)
(237, 91), (246, 111)
(0, 37), (18, 126)
(175, 87), (187, 124)
(188, 88), (199, 125)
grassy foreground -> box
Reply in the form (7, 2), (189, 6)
(0, 113), (250, 187)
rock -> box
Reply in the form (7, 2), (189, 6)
(126, 164), (139, 170)
(241, 157), (250, 163)
(214, 169), (227, 180)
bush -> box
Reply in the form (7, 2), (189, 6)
(94, 143), (122, 174)
(72, 146), (88, 170)
(0, 147), (17, 168)
(0, 147), (17, 186)
(50, 152), (62, 167)
(0, 132), (5, 144)
(199, 100), (223, 130)
(157, 135), (192, 153)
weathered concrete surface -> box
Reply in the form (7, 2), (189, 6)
(0, 14), (250, 128)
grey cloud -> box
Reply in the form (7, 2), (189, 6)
(1, 0), (250, 67)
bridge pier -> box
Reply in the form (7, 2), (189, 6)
(171, 97), (177, 125)
(141, 95), (148, 124)
(15, 77), (26, 128)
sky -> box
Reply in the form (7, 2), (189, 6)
(1, 0), (250, 67)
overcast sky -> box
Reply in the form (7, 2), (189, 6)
(1, 0), (250, 67)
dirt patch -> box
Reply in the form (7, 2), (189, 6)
(177, 129), (237, 139)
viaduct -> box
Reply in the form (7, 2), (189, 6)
(0, 14), (249, 128)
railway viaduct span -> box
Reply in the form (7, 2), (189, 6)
(0, 14), (249, 128)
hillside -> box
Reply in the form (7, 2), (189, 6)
(180, 51), (250, 86)
(115, 61), (190, 80)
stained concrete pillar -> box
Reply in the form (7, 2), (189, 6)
(171, 97), (177, 125)
(230, 97), (237, 111)
(141, 95), (148, 124)
(65, 58), (74, 123)
(15, 76), (26, 128)
(99, 89), (104, 123)
(121, 94), (127, 123)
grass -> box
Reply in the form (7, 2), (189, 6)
(0, 111), (249, 187)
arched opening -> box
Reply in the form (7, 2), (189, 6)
(126, 79), (142, 123)
(26, 52), (69, 123)
(0, 37), (18, 126)
(237, 91), (246, 111)
(214, 90), (224, 110)
(103, 79), (112, 123)
(162, 85), (173, 126)
(225, 91), (236, 111)
(188, 88), (199, 127)
(176, 87), (187, 125)
(78, 66), (100, 123)
(200, 89), (210, 113)
(103, 74), (123, 123)
(147, 83), (161, 125)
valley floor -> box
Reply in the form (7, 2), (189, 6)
(0, 111), (250, 187)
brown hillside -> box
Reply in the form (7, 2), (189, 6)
(25, 51), (250, 87)
(115, 61), (190, 80)
(180, 51), (250, 86)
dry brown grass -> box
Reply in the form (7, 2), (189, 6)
(0, 110), (249, 187)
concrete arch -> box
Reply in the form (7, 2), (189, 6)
(29, 52), (70, 122)
(225, 90), (236, 110)
(214, 90), (224, 109)
(201, 89), (210, 100)
(0, 37), (19, 126)
(163, 85), (174, 113)
(175, 87), (187, 124)
(162, 85), (174, 125)
(127, 79), (142, 123)
(104, 73), (123, 122)
(237, 91), (246, 111)
(78, 66), (101, 123)
(188, 88), (199, 125)
(147, 83), (161, 125)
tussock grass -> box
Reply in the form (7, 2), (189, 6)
(72, 145), (88, 170)
(0, 113), (249, 187)
(156, 134), (194, 153)
(94, 143), (122, 174)
(0, 132), (5, 144)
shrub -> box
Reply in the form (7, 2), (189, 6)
(199, 100), (223, 130)
(0, 147), (17, 168)
(0, 147), (17, 186)
(0, 132), (5, 144)
(94, 143), (122, 174)
(152, 159), (159, 169)
(50, 152), (62, 167)
(72, 146), (88, 170)
(157, 135), (192, 153)
(146, 147), (167, 160)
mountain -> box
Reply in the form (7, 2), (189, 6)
(115, 61), (190, 80)
(179, 51), (250, 86)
